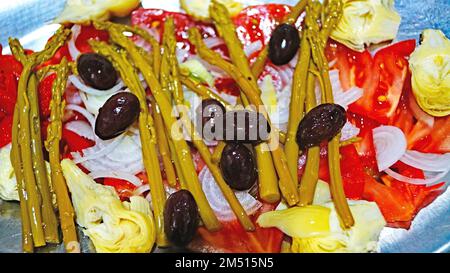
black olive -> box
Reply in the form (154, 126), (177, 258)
(195, 99), (226, 141)
(77, 53), (118, 90)
(164, 190), (199, 247)
(95, 92), (140, 140)
(224, 110), (271, 144)
(268, 24), (300, 66)
(296, 103), (347, 150)
(220, 143), (257, 191)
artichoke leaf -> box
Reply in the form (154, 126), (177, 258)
(61, 159), (155, 253)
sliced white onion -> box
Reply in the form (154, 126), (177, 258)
(408, 94), (434, 128)
(198, 166), (262, 221)
(133, 184), (150, 196)
(203, 37), (225, 49)
(68, 75), (125, 96)
(105, 134), (143, 163)
(65, 120), (95, 141)
(65, 84), (83, 105)
(244, 40), (262, 57)
(68, 25), (81, 60)
(340, 121), (361, 142)
(385, 168), (447, 186)
(400, 150), (450, 173)
(75, 153), (145, 175)
(319, 70), (363, 109)
(73, 134), (125, 163)
(65, 104), (96, 126)
(373, 125), (407, 171)
(89, 171), (143, 187)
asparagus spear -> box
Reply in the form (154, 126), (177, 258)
(45, 58), (80, 252)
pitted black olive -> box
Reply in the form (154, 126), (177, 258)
(220, 143), (257, 191)
(224, 110), (271, 144)
(95, 92), (140, 140)
(77, 53), (118, 90)
(296, 103), (347, 150)
(268, 24), (300, 66)
(196, 99), (226, 141)
(164, 190), (199, 247)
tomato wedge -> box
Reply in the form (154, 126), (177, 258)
(0, 115), (13, 148)
(194, 203), (283, 253)
(103, 178), (137, 201)
(328, 40), (416, 124)
(0, 55), (22, 116)
(233, 4), (292, 47)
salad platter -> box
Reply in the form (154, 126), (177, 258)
(0, 0), (449, 253)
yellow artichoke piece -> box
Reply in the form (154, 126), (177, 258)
(55, 0), (141, 24)
(61, 159), (155, 253)
(0, 145), (19, 201)
(331, 0), (401, 52)
(409, 29), (450, 117)
(258, 200), (386, 253)
(180, 0), (243, 21)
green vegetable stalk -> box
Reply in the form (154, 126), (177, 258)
(89, 26), (221, 232)
(46, 58), (80, 252)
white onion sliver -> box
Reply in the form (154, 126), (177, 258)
(385, 168), (447, 186)
(408, 94), (434, 128)
(340, 121), (360, 142)
(65, 120), (95, 141)
(68, 25), (81, 60)
(74, 134), (125, 164)
(68, 75), (125, 96)
(199, 166), (262, 221)
(244, 40), (262, 57)
(133, 184), (150, 196)
(89, 171), (143, 187)
(203, 37), (225, 49)
(373, 125), (407, 171)
(65, 104), (96, 126)
(400, 150), (450, 172)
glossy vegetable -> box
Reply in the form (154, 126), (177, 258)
(331, 0), (401, 51)
(409, 29), (450, 117)
(164, 190), (199, 247)
(220, 143), (257, 191)
(95, 92), (140, 140)
(180, 0), (243, 21)
(196, 98), (226, 141)
(77, 53), (118, 90)
(0, 144), (19, 201)
(268, 24), (300, 65)
(55, 0), (140, 23)
(61, 159), (155, 253)
(225, 110), (271, 143)
(258, 200), (386, 253)
(296, 103), (347, 150)
(91, 22), (221, 232)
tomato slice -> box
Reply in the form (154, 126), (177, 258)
(62, 127), (95, 153)
(194, 203), (283, 253)
(364, 161), (444, 228)
(37, 73), (57, 118)
(328, 40), (416, 124)
(103, 178), (137, 201)
(0, 55), (22, 116)
(298, 143), (367, 200)
(233, 4), (292, 47)
(0, 115), (13, 148)
(131, 8), (218, 53)
(75, 25), (110, 54)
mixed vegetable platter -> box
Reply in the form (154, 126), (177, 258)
(0, 0), (449, 253)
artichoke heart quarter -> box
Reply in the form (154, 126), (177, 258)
(61, 159), (155, 253)
(409, 29), (450, 117)
(331, 0), (401, 52)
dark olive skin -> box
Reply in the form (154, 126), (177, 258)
(77, 53), (118, 90)
(296, 103), (347, 150)
(224, 110), (271, 144)
(95, 92), (140, 140)
(220, 143), (257, 191)
(268, 24), (300, 66)
(196, 99), (226, 140)
(164, 190), (199, 247)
